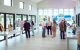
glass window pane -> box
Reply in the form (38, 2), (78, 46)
(15, 15), (21, 35)
(59, 9), (63, 14)
(69, 9), (74, 12)
(64, 9), (69, 12)
(23, 15), (26, 20)
(53, 9), (58, 16)
(4, 0), (12, 6)
(29, 5), (32, 11)
(43, 9), (48, 16)
(48, 9), (52, 16)
(53, 9), (58, 12)
(38, 9), (43, 15)
(0, 14), (4, 40)
(64, 9), (69, 15)
(19, 2), (24, 9)
(6, 14), (13, 32)
(69, 12), (74, 16)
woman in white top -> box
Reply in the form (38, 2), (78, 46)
(46, 17), (52, 35)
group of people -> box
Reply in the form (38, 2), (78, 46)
(41, 17), (57, 38)
(41, 17), (67, 39)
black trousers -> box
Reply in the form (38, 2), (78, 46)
(77, 44), (80, 50)
(60, 31), (65, 39)
(25, 29), (30, 38)
(47, 26), (52, 35)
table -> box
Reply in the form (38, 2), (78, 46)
(67, 34), (77, 50)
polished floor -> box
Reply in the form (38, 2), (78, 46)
(0, 27), (77, 50)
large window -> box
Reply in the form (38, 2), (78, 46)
(53, 9), (58, 16)
(19, 2), (24, 9)
(64, 9), (69, 15)
(59, 9), (63, 14)
(29, 5), (32, 11)
(38, 9), (43, 15)
(4, 0), (12, 6)
(43, 9), (48, 16)
(69, 9), (74, 16)
(38, 8), (74, 16)
(48, 9), (52, 16)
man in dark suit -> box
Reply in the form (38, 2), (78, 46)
(23, 20), (30, 38)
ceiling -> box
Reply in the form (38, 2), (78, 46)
(31, 0), (43, 3)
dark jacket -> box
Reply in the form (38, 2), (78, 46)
(59, 22), (64, 31)
(23, 22), (30, 30)
(64, 21), (67, 32)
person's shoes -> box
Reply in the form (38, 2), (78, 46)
(32, 35), (34, 36)
(42, 36), (46, 38)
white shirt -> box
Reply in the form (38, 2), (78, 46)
(41, 21), (46, 28)
(47, 21), (52, 26)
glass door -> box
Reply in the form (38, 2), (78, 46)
(15, 15), (21, 35)
(28, 15), (31, 21)
(32, 15), (36, 23)
(6, 14), (13, 37)
(28, 15), (32, 24)
(23, 15), (27, 21)
(0, 14), (4, 40)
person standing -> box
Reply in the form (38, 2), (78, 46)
(59, 20), (65, 39)
(47, 17), (52, 35)
(41, 18), (46, 38)
(31, 21), (35, 36)
(19, 20), (24, 34)
(52, 20), (56, 38)
(64, 19), (67, 33)
(23, 20), (31, 38)
(64, 19), (67, 38)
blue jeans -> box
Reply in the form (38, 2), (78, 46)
(60, 31), (65, 39)
(42, 27), (46, 37)
(31, 26), (34, 36)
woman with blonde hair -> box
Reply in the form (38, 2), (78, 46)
(52, 20), (56, 38)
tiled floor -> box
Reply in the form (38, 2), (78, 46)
(0, 27), (77, 50)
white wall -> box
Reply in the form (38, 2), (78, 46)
(0, 0), (37, 15)
(76, 0), (80, 14)
(37, 0), (76, 9)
